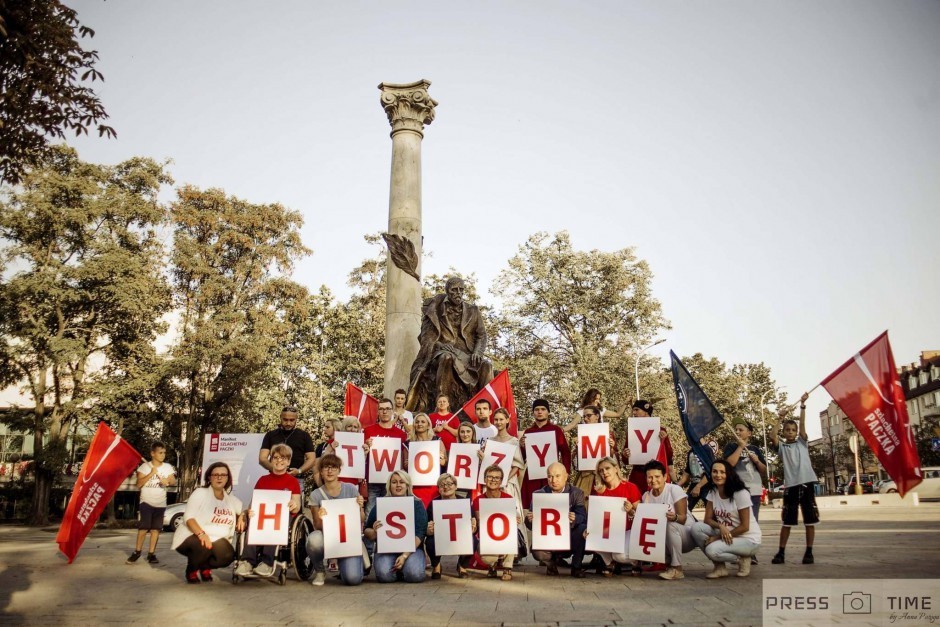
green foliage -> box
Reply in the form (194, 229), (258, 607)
(0, 146), (171, 524)
(0, 1), (116, 185)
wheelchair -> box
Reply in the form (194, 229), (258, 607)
(232, 512), (314, 585)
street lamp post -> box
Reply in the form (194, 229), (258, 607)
(759, 387), (784, 490)
(635, 338), (666, 399)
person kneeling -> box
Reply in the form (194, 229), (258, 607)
(363, 470), (428, 583)
(235, 443), (301, 578)
(691, 460), (762, 579)
(639, 461), (697, 581)
(305, 454), (366, 586)
(525, 462), (587, 578)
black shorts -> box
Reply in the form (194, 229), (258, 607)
(781, 483), (819, 527)
(137, 502), (165, 531)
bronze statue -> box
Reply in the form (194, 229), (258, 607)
(406, 276), (494, 412)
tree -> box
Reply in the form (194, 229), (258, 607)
(490, 231), (670, 429)
(0, 146), (171, 525)
(162, 186), (310, 496)
(0, 1), (115, 185)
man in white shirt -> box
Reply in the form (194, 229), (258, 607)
(473, 399), (498, 446)
(128, 442), (176, 564)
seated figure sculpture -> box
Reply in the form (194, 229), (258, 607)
(406, 276), (493, 412)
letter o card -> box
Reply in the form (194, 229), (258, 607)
(333, 432), (365, 480)
(531, 492), (569, 551)
(322, 497), (362, 559)
(478, 497), (517, 555)
(585, 495), (627, 553)
(375, 496), (416, 553)
(577, 423), (610, 471)
(523, 431), (557, 480)
(447, 443), (481, 490)
(369, 437), (402, 484)
(248, 489), (290, 546)
(627, 502), (667, 564)
(408, 440), (440, 486)
(478, 439), (516, 487)
(431, 498), (473, 556)
(627, 417), (661, 465)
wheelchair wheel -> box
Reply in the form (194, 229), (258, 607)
(290, 514), (314, 581)
(232, 529), (246, 584)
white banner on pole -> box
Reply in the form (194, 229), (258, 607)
(375, 496), (416, 553)
(531, 492), (570, 551)
(202, 433), (266, 506)
(627, 417), (661, 465)
(523, 431), (557, 480)
(627, 502), (667, 564)
(322, 497), (362, 559)
(248, 489), (291, 546)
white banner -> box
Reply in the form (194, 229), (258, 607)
(585, 495), (627, 553)
(447, 443), (481, 490)
(627, 502), (667, 564)
(369, 437), (403, 484)
(627, 417), (661, 465)
(408, 440), (441, 487)
(333, 432), (365, 480)
(202, 433), (266, 506)
(375, 496), (416, 553)
(531, 492), (570, 551)
(431, 498), (473, 556)
(523, 431), (557, 480)
(479, 497), (518, 555)
(477, 439), (516, 488)
(248, 489), (291, 546)
(321, 497), (362, 559)
(577, 423), (610, 471)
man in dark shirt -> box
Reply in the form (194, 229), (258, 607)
(525, 462), (588, 578)
(259, 406), (316, 483)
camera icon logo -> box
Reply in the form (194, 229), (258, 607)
(843, 592), (872, 614)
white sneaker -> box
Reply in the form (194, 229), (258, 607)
(234, 561), (253, 577)
(311, 571), (326, 586)
(705, 561), (729, 579)
(253, 562), (275, 577)
(658, 567), (685, 580)
(737, 556), (752, 577)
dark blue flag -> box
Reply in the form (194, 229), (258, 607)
(670, 350), (724, 472)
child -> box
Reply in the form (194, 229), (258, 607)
(768, 392), (819, 565)
(128, 442), (176, 564)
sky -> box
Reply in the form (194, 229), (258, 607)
(12, 1), (940, 440)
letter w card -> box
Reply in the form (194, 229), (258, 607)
(531, 492), (569, 551)
(431, 498), (473, 556)
(627, 417), (661, 465)
(376, 496), (415, 553)
(585, 495), (627, 553)
(478, 497), (517, 555)
(628, 503), (667, 564)
(248, 489), (290, 545)
(322, 497), (362, 559)
(577, 423), (610, 471)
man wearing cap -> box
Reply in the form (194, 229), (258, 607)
(260, 406), (317, 481)
(622, 400), (675, 494)
(520, 399), (571, 510)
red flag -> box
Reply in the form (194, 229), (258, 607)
(344, 382), (378, 429)
(55, 422), (142, 563)
(821, 331), (922, 497)
(458, 369), (519, 436)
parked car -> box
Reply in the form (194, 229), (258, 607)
(881, 467), (940, 499)
(845, 474), (875, 494)
(163, 501), (186, 531)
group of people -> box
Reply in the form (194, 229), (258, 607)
(129, 389), (820, 585)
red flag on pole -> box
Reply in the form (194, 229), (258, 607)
(821, 331), (922, 497)
(55, 422), (142, 563)
(344, 382), (378, 429)
(458, 369), (519, 436)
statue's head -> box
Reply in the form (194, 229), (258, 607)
(444, 276), (465, 305)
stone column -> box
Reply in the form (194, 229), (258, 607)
(378, 80), (437, 399)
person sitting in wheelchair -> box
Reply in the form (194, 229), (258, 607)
(235, 443), (302, 577)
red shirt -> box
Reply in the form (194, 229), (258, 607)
(429, 412), (459, 452)
(255, 472), (301, 495)
(471, 490), (513, 513)
(591, 480), (640, 529)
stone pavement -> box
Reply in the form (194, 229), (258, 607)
(1, 504), (938, 626)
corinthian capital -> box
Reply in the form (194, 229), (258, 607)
(378, 79), (437, 136)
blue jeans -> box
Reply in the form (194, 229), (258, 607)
(750, 495), (762, 522)
(373, 549), (426, 583)
(364, 484), (387, 559)
(305, 530), (364, 585)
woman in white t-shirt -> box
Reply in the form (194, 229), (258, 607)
(639, 460), (697, 580)
(172, 462), (245, 584)
(691, 459), (761, 579)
